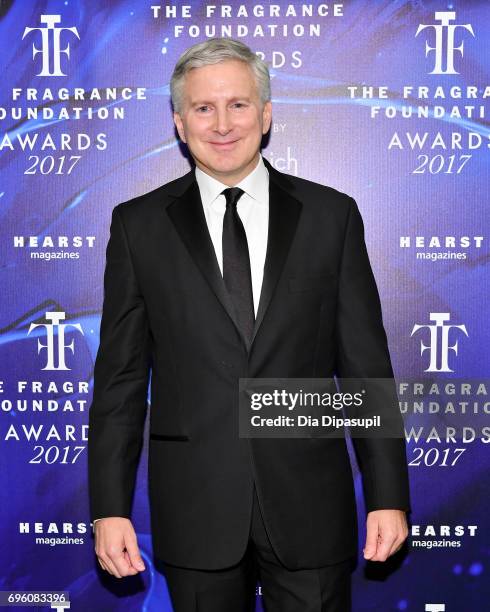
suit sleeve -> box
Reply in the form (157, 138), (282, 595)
(335, 196), (411, 514)
(87, 205), (152, 522)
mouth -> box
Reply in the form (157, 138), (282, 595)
(208, 139), (239, 150)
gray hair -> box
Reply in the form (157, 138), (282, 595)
(170, 38), (271, 114)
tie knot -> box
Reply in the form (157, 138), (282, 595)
(221, 187), (244, 209)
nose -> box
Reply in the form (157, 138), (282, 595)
(214, 107), (232, 135)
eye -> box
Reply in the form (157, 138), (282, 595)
(196, 105), (210, 113)
(233, 102), (247, 108)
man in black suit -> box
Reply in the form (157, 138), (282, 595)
(88, 38), (410, 611)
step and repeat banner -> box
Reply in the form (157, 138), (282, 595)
(1, 1), (488, 610)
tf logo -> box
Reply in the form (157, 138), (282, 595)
(416, 11), (474, 74)
(22, 14), (79, 76)
(27, 311), (84, 371)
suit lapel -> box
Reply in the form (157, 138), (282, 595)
(165, 158), (302, 353)
(166, 176), (250, 349)
(251, 173), (302, 345)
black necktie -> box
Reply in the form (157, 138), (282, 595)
(221, 187), (255, 345)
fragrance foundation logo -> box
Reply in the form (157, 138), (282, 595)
(1, 311), (89, 464)
(415, 11), (474, 75)
(150, 3), (344, 45)
(411, 313), (468, 373)
(22, 14), (80, 77)
(1, 14), (147, 174)
(348, 10), (489, 174)
(400, 313), (488, 465)
(399, 377), (490, 464)
(27, 311), (84, 371)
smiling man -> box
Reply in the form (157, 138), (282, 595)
(173, 59), (267, 184)
(88, 38), (411, 612)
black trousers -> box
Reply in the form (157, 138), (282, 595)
(161, 484), (354, 612)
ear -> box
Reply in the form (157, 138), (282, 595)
(173, 112), (187, 143)
(262, 101), (272, 135)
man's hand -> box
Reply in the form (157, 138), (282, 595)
(94, 517), (146, 578)
(363, 509), (408, 562)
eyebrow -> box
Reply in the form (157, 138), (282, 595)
(190, 97), (252, 107)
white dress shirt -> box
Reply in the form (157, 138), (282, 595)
(195, 154), (269, 317)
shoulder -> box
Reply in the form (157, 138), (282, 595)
(273, 167), (356, 220)
(111, 169), (193, 223)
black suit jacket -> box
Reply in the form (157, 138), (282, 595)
(88, 156), (410, 570)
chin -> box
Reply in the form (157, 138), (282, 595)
(209, 158), (243, 172)
(212, 166), (241, 177)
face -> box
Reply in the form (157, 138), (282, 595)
(173, 59), (272, 186)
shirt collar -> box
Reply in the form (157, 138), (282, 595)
(195, 154), (269, 209)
